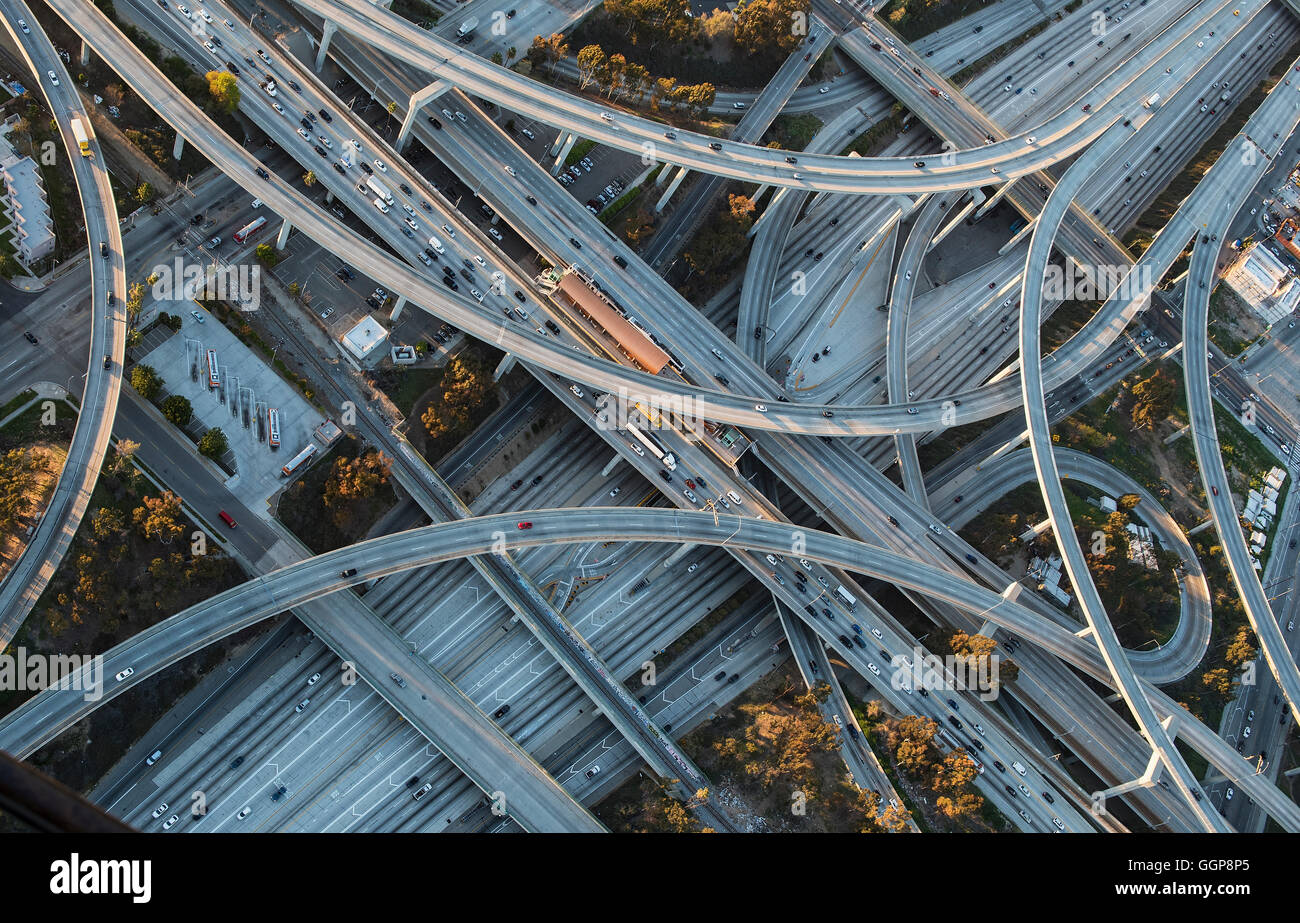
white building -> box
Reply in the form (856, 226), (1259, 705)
(0, 117), (54, 265)
(341, 314), (389, 365)
(1226, 243), (1294, 326)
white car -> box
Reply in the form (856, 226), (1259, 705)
(307, 672), (321, 685)
(271, 102), (284, 115)
(200, 10), (212, 22)
(17, 18), (29, 33)
(190, 310), (205, 324)
(687, 562), (698, 573)
(317, 135), (332, 148)
(1225, 787), (1234, 801)
(46, 70), (59, 86)
(472, 255), (486, 267)
(570, 384), (584, 398)
(373, 159), (387, 172)
(251, 199), (262, 209)
(151, 803), (168, 819)
(237, 806), (251, 820)
(115, 667), (134, 681)
(223, 19), (234, 28)
(162, 814), (179, 829)
(440, 224), (456, 238)
(867, 662), (881, 676)
(404, 217), (419, 232)
(349, 138), (361, 149)
(177, 3), (190, 15)
(818, 86), (829, 94)
(204, 41), (217, 54)
(297, 127), (310, 141)
(504, 165), (516, 176)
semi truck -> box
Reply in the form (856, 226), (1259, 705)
(457, 17), (478, 40)
(1142, 92), (1160, 109)
(70, 117), (91, 156)
(366, 175), (393, 204)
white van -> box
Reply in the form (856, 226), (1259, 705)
(1011, 760), (1027, 776)
(373, 198), (390, 214)
(726, 490), (742, 505)
(427, 235), (445, 254)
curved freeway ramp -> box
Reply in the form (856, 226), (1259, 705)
(0, 0), (125, 647)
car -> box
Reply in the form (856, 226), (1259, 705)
(162, 815), (179, 830)
(732, 102), (746, 110)
(114, 666), (135, 682)
(294, 698), (310, 713)
(23, 331), (38, 345)
(151, 803), (169, 819)
(441, 225), (456, 239)
(372, 159), (386, 172)
(585, 765), (601, 778)
(517, 521), (532, 529)
(237, 806), (252, 820)
(754, 403), (767, 413)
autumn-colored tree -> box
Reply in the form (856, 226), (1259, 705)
(422, 358), (488, 439)
(528, 33), (569, 74)
(892, 713), (937, 777)
(734, 0), (810, 57)
(0, 448), (41, 533)
(302, 171), (317, 188)
(1224, 625), (1258, 670)
(90, 506), (127, 541)
(604, 0), (698, 49)
(576, 45), (607, 91)
(1131, 366), (1177, 429)
(198, 428), (228, 460)
(1202, 667), (1232, 698)
(132, 491), (186, 544)
(161, 394), (192, 426)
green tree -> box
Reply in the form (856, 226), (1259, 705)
(126, 282), (145, 328)
(205, 70), (241, 114)
(198, 427), (228, 460)
(132, 491), (186, 544)
(255, 243), (282, 267)
(302, 170), (317, 187)
(134, 182), (154, 204)
(576, 44), (607, 91)
(130, 364), (162, 400)
(161, 394), (192, 426)
(1131, 367), (1177, 429)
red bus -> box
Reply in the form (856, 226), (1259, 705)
(233, 216), (268, 244)
(206, 349), (220, 389)
(280, 444), (317, 478)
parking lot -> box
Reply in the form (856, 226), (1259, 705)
(137, 307), (327, 513)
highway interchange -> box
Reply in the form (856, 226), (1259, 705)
(0, 0), (1299, 835)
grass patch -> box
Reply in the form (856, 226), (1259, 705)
(565, 138), (597, 167)
(0, 389), (37, 422)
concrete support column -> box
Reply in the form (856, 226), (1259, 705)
(654, 163), (674, 186)
(80, 41), (91, 67)
(389, 295), (406, 321)
(325, 191), (334, 204)
(276, 219), (292, 249)
(929, 199), (977, 251)
(396, 81), (449, 151)
(548, 131), (569, 158)
(493, 353), (517, 381)
(599, 453), (623, 476)
(973, 182), (1014, 219)
(654, 166), (689, 213)
(551, 134), (576, 176)
(314, 20), (337, 72)
(172, 133), (184, 161)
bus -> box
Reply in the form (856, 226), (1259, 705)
(280, 443), (317, 478)
(267, 408), (281, 449)
(233, 216), (268, 244)
(70, 117), (91, 156)
(1009, 218), (1026, 234)
(205, 349), (220, 390)
(627, 421), (676, 470)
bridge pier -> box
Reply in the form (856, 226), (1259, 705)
(396, 81), (449, 150)
(314, 20), (337, 72)
(172, 133), (184, 161)
(551, 133), (576, 176)
(494, 353), (517, 381)
(655, 166), (689, 213)
(80, 41), (91, 67)
(389, 295), (406, 321)
(276, 219), (291, 249)
(748, 187), (790, 238)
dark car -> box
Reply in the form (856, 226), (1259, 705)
(513, 290), (526, 303)
(366, 297), (381, 309)
(360, 161), (373, 175)
(255, 167), (270, 179)
(613, 254), (628, 268)
(300, 117), (312, 130)
(340, 568), (357, 578)
(226, 61), (240, 74)
(530, 475), (543, 486)
(569, 237), (582, 249)
(493, 704), (510, 719)
(318, 108), (333, 122)
(230, 756), (244, 769)
(428, 116), (442, 129)
(24, 332), (37, 345)
(526, 194), (537, 205)
(271, 785), (287, 801)
(103, 355), (112, 370)
(287, 81), (301, 92)
(709, 142), (722, 151)
(332, 163), (346, 175)
(400, 183), (412, 195)
(510, 479), (523, 491)
(100, 241), (109, 259)
(314, 145), (327, 157)
(544, 320), (561, 334)
(658, 470), (672, 483)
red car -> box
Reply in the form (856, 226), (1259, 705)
(517, 522), (532, 530)
(218, 511), (237, 528)
(1211, 486), (1219, 496)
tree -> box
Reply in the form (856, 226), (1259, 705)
(161, 394), (192, 426)
(126, 282), (145, 328)
(1225, 625), (1258, 669)
(604, 0), (698, 49)
(109, 438), (140, 479)
(700, 7), (735, 43)
(490, 51), (504, 65)
(90, 506), (127, 541)
(132, 491), (185, 544)
(893, 714), (938, 777)
(1201, 667), (1232, 698)
(0, 448), (41, 534)
(528, 33), (568, 74)
(302, 170), (317, 187)
(205, 70), (240, 114)
(576, 44), (607, 91)
(1131, 367), (1177, 428)
(134, 182), (154, 204)
(255, 243), (282, 267)
(198, 427), (228, 460)
(322, 450), (392, 531)
(734, 0), (810, 57)
(130, 364), (162, 400)
(422, 358), (488, 439)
